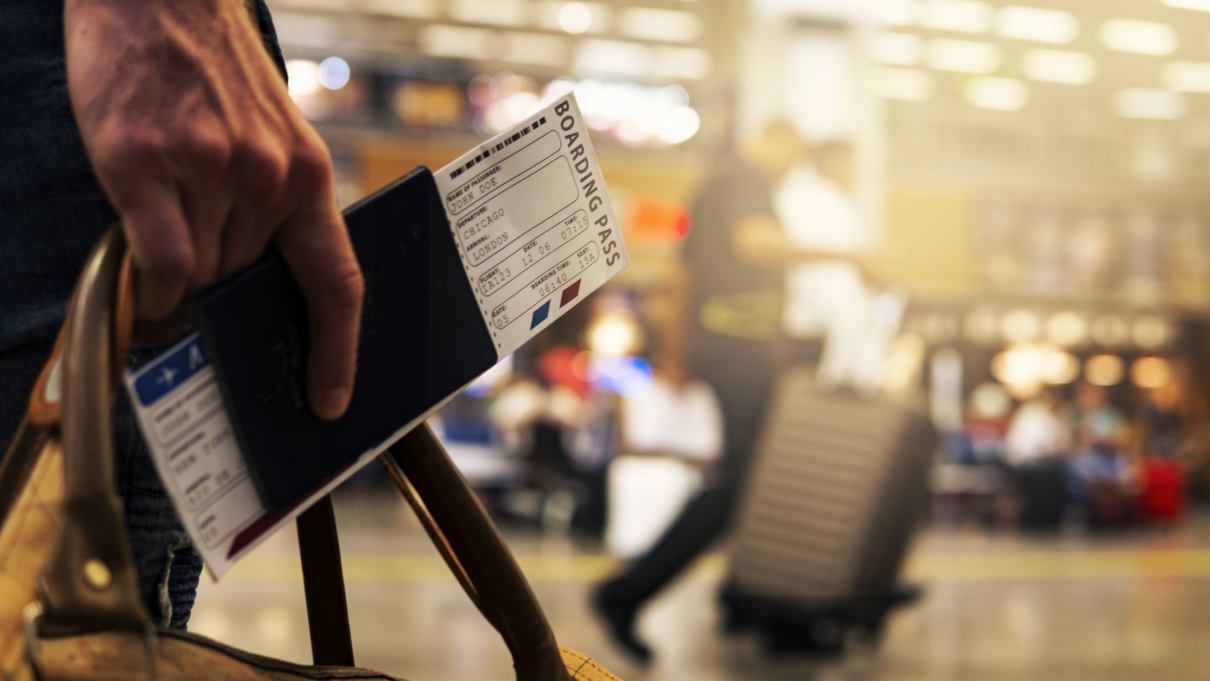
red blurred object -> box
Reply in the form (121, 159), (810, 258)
(625, 196), (690, 244)
(1139, 458), (1185, 520)
(538, 346), (589, 397)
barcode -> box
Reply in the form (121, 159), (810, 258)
(450, 117), (548, 180)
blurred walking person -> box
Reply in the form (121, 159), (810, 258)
(592, 121), (873, 662)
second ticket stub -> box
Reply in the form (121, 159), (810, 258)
(436, 93), (629, 358)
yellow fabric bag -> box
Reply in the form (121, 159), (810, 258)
(0, 227), (621, 681)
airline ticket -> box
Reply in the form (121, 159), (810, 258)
(436, 94), (629, 356)
(123, 93), (628, 577)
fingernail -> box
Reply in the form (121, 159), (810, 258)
(318, 389), (349, 420)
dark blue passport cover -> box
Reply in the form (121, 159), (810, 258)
(191, 166), (499, 511)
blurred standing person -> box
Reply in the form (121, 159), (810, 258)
(777, 140), (882, 390)
(593, 121), (872, 662)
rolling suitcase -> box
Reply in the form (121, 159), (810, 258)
(722, 366), (937, 653)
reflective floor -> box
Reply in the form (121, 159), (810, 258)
(192, 489), (1210, 681)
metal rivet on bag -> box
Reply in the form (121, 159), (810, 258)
(83, 559), (111, 590)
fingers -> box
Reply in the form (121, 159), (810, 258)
(181, 183), (232, 292)
(120, 182), (195, 320)
(219, 139), (291, 277)
(178, 127), (235, 292)
(273, 201), (363, 421)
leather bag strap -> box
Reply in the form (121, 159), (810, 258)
(385, 428), (570, 681)
(40, 225), (150, 632)
(3, 226), (571, 680)
(296, 496), (355, 666)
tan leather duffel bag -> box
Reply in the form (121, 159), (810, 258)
(0, 227), (621, 681)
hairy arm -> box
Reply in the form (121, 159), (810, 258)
(65, 0), (363, 419)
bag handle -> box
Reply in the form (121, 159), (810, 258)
(382, 431), (570, 681)
(8, 226), (571, 679)
(40, 225), (150, 632)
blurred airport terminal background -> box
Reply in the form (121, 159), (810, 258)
(192, 1), (1210, 679)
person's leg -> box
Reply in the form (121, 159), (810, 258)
(0, 341), (54, 451)
(2, 340), (201, 628)
(594, 354), (777, 660)
(594, 483), (741, 659)
(113, 365), (203, 628)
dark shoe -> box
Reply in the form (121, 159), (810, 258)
(591, 581), (653, 664)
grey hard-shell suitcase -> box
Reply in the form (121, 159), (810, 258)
(722, 366), (938, 652)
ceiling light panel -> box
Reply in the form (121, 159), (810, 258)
(1164, 0), (1210, 12)
(536, 2), (611, 34)
(920, 0), (993, 34)
(500, 32), (567, 65)
(872, 67), (935, 101)
(965, 77), (1029, 111)
(650, 46), (713, 80)
(1021, 49), (1097, 84)
(1100, 19), (1178, 56)
(869, 32), (924, 66)
(1164, 61), (1210, 91)
(1114, 88), (1188, 119)
(449, 0), (529, 27)
(996, 6), (1078, 44)
(927, 38), (1002, 74)
(421, 24), (494, 59)
(277, 0), (355, 11)
(617, 7), (702, 43)
(876, 0), (920, 26)
(575, 39), (651, 77)
(362, 0), (439, 18)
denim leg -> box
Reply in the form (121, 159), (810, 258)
(113, 379), (203, 628)
(2, 341), (202, 627)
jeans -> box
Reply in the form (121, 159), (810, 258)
(1, 0), (285, 629)
(0, 343), (205, 629)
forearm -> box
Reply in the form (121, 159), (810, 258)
(731, 216), (849, 269)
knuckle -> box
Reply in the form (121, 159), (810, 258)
(96, 129), (166, 175)
(290, 143), (334, 193)
(185, 133), (233, 175)
(236, 142), (289, 197)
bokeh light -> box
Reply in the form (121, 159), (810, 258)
(318, 57), (351, 90)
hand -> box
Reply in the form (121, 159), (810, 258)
(65, 0), (363, 420)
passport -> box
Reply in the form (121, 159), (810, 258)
(192, 166), (498, 510)
(131, 93), (630, 554)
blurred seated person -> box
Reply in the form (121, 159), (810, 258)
(489, 347), (588, 528)
(1064, 383), (1134, 523)
(1005, 389), (1074, 528)
(1071, 382), (1127, 453)
(959, 382), (1012, 465)
(1137, 372), (1200, 463)
(1135, 373), (1201, 518)
(1005, 389), (1072, 467)
(592, 120), (878, 662)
